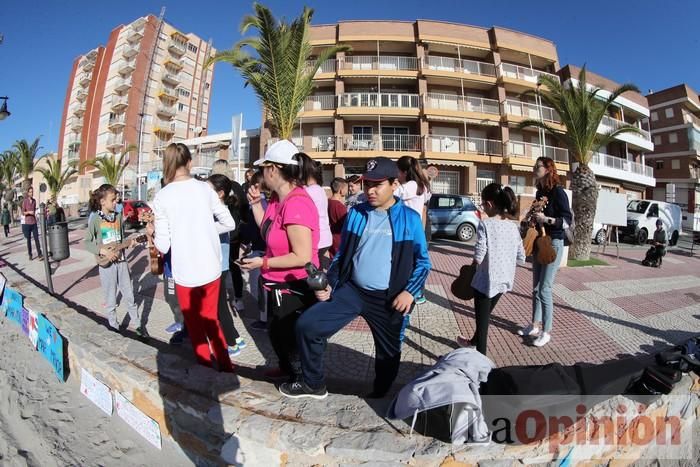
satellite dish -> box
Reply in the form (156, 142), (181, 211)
(39, 183), (47, 193)
(195, 126), (203, 135)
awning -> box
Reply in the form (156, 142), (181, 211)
(426, 114), (500, 126)
(511, 164), (534, 173)
(424, 159), (473, 168)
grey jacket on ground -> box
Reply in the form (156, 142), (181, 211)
(387, 347), (494, 444)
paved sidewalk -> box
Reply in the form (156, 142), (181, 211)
(2, 221), (699, 390)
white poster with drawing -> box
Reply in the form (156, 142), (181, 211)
(114, 392), (162, 449)
(80, 368), (113, 416)
(24, 306), (39, 349)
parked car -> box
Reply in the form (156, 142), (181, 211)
(621, 200), (682, 245)
(122, 200), (152, 229)
(78, 204), (90, 217)
(592, 222), (607, 244)
(427, 194), (481, 242)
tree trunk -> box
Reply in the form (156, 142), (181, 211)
(22, 177), (32, 194)
(571, 164), (598, 261)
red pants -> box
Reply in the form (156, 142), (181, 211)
(175, 277), (234, 372)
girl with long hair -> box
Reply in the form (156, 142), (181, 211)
(297, 153), (333, 270)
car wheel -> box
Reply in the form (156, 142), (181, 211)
(457, 223), (476, 242)
(670, 230), (679, 246)
(594, 228), (607, 245)
(637, 228), (648, 245)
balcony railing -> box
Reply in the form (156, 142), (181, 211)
(341, 55), (418, 72)
(499, 63), (559, 85)
(108, 115), (126, 129)
(162, 73), (181, 86)
(65, 149), (80, 162)
(72, 103), (86, 116)
(106, 135), (125, 149)
(426, 135), (502, 156)
(118, 58), (136, 75)
(168, 40), (187, 56)
(66, 135), (81, 149)
(424, 92), (500, 114)
(507, 141), (569, 164)
(164, 57), (184, 70)
(305, 59), (336, 74)
(590, 152), (654, 178)
(300, 95), (335, 112)
(424, 55), (496, 77)
(122, 45), (138, 59)
(80, 58), (95, 72)
(339, 134), (421, 152)
(126, 25), (143, 43)
(69, 117), (83, 132)
(338, 92), (420, 109)
(78, 73), (91, 87)
(76, 89), (88, 101)
(157, 105), (177, 117)
(114, 78), (132, 92)
(158, 87), (179, 100)
(154, 120), (176, 134)
(504, 99), (561, 124)
(599, 115), (651, 141)
(111, 95), (128, 110)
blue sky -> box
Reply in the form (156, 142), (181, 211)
(2, 0), (699, 154)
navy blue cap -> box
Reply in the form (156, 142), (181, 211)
(361, 157), (398, 182)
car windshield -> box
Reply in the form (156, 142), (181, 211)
(627, 200), (649, 214)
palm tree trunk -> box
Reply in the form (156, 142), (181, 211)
(571, 164), (598, 261)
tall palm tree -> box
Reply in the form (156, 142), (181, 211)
(206, 3), (350, 140)
(13, 137), (45, 192)
(519, 67), (642, 260)
(34, 155), (77, 204)
(82, 145), (137, 187)
(1, 150), (19, 203)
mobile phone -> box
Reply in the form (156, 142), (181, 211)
(235, 250), (263, 266)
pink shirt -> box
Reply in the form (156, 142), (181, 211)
(262, 187), (320, 283)
(304, 184), (332, 249)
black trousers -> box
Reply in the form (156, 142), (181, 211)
(265, 279), (317, 376)
(218, 279), (240, 347)
(228, 242), (244, 299)
(471, 289), (502, 355)
(22, 223), (42, 257)
(3, 225), (9, 237)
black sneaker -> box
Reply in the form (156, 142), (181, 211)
(278, 381), (328, 400)
(249, 320), (268, 332)
(135, 326), (150, 340)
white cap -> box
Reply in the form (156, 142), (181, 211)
(254, 140), (299, 166)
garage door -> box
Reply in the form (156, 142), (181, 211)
(431, 170), (460, 195)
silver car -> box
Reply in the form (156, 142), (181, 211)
(428, 194), (481, 242)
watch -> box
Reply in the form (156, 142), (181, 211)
(262, 256), (269, 269)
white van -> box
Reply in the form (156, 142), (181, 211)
(623, 200), (682, 245)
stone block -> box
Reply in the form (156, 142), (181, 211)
(325, 432), (416, 462)
(221, 435), (284, 467)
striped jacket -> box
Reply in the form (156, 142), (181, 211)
(327, 197), (431, 299)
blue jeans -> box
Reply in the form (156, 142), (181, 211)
(532, 238), (564, 332)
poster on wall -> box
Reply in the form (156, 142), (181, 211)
(23, 306), (40, 349)
(80, 368), (113, 416)
(114, 392), (162, 450)
(0, 272), (6, 304)
(36, 314), (65, 382)
(3, 287), (23, 326)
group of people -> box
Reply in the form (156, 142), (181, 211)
(82, 138), (578, 400)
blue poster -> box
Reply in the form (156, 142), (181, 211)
(3, 287), (23, 326)
(37, 314), (65, 382)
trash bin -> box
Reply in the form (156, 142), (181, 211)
(48, 222), (70, 261)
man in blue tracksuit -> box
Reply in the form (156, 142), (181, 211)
(279, 157), (432, 400)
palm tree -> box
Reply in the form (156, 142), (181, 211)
(82, 145), (136, 187)
(206, 3), (350, 140)
(1, 150), (19, 203)
(13, 137), (45, 192)
(519, 67), (643, 261)
(34, 155), (77, 204)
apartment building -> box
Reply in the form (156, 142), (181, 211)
(57, 15), (215, 204)
(646, 84), (700, 230)
(558, 65), (655, 200)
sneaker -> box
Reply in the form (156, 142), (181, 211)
(235, 337), (246, 350)
(169, 330), (187, 345)
(456, 335), (474, 348)
(533, 332), (551, 347)
(250, 320), (268, 332)
(36, 255), (44, 261)
(415, 295), (427, 305)
(228, 345), (241, 358)
(233, 298), (245, 311)
(165, 322), (183, 334)
(135, 326), (150, 340)
(517, 324), (540, 337)
(279, 381), (328, 400)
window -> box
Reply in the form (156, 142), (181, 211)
(508, 176), (526, 194)
(669, 132), (678, 143)
(653, 135), (662, 145)
(178, 88), (190, 98)
(651, 111), (658, 122)
(187, 44), (198, 53)
(655, 160), (664, 170)
(204, 82), (210, 90)
(430, 196), (463, 209)
(665, 107), (674, 119)
(178, 103), (185, 111)
(672, 159), (680, 170)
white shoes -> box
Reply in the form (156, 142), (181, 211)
(533, 332), (551, 347)
(517, 323), (540, 337)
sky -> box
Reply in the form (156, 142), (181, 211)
(1, 0), (699, 154)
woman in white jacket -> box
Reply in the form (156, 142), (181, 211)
(147, 143), (236, 372)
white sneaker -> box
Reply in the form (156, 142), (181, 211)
(233, 298), (245, 311)
(533, 332), (551, 347)
(517, 324), (540, 337)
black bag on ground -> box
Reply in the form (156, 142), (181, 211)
(626, 365), (682, 395)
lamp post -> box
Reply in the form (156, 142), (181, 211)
(0, 97), (10, 121)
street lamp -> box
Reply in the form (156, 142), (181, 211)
(0, 97), (10, 121)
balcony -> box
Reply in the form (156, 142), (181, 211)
(66, 135), (81, 150)
(598, 115), (654, 151)
(337, 92), (420, 116)
(126, 25), (143, 43)
(164, 57), (184, 71)
(305, 59), (336, 77)
(114, 78), (132, 92)
(161, 73), (181, 86)
(69, 117), (83, 132)
(78, 73), (91, 87)
(65, 149), (80, 162)
(106, 135), (125, 151)
(338, 55), (418, 76)
(423, 93), (500, 122)
(111, 95), (128, 111)
(504, 99), (563, 128)
(299, 95), (335, 117)
(158, 87), (179, 102)
(122, 45), (139, 59)
(337, 134), (422, 153)
(587, 151), (655, 187)
(425, 135), (502, 158)
(72, 103), (86, 117)
(154, 120), (176, 136)
(76, 89), (88, 102)
(156, 105), (177, 118)
(423, 55), (497, 81)
(499, 63), (559, 90)
(80, 58), (95, 72)
(168, 40), (187, 56)
(108, 114), (126, 130)
(507, 141), (569, 165)
(117, 58), (136, 75)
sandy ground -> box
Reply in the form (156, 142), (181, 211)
(0, 320), (193, 467)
